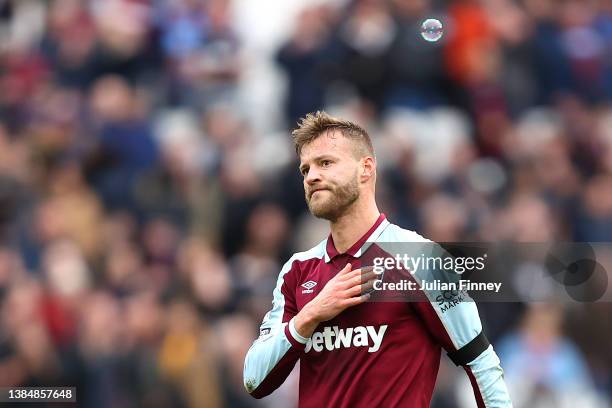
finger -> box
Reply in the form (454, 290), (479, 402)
(338, 271), (363, 289)
(342, 293), (371, 307)
(340, 270), (376, 289)
(343, 279), (373, 297)
(337, 267), (362, 282)
(337, 265), (373, 281)
(341, 285), (360, 297)
(360, 271), (377, 284)
(360, 266), (374, 274)
(337, 263), (353, 277)
(360, 276), (377, 293)
(353, 275), (379, 295)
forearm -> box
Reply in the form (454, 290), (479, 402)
(244, 322), (304, 398)
(466, 346), (513, 407)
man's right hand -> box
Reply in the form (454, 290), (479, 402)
(293, 263), (376, 339)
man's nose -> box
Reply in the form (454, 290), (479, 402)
(305, 168), (321, 185)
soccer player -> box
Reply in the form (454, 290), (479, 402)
(243, 112), (512, 407)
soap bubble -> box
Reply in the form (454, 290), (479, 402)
(420, 18), (443, 42)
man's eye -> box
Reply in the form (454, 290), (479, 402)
(301, 168), (308, 176)
(321, 160), (332, 167)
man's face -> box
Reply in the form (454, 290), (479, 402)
(299, 132), (361, 221)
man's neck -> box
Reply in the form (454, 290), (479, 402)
(329, 201), (381, 254)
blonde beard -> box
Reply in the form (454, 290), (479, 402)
(306, 175), (360, 222)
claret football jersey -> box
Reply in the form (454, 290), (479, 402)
(244, 214), (512, 407)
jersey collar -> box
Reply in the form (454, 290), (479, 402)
(324, 213), (389, 263)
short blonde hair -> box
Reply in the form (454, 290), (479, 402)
(291, 111), (374, 157)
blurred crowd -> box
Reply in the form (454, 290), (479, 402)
(0, 0), (611, 407)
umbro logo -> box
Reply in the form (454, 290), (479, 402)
(301, 280), (317, 294)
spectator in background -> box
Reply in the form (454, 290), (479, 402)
(494, 304), (606, 408)
(86, 74), (158, 212)
(276, 5), (335, 126)
(330, 0), (396, 110)
(385, 0), (450, 109)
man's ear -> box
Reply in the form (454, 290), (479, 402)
(361, 156), (376, 180)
